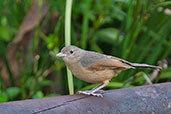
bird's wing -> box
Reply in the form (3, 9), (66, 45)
(87, 59), (132, 71)
(80, 51), (133, 71)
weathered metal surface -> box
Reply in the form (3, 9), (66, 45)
(0, 83), (171, 114)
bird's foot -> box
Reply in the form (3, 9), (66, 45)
(95, 90), (105, 94)
(78, 90), (103, 97)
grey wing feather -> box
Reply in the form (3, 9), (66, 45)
(79, 51), (160, 71)
(80, 51), (108, 68)
(80, 51), (134, 70)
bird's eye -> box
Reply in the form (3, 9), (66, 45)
(70, 50), (74, 54)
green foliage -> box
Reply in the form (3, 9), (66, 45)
(32, 91), (44, 99)
(0, 87), (20, 102)
(0, 0), (170, 102)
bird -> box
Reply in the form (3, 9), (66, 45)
(56, 45), (161, 97)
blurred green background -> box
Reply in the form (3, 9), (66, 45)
(0, 0), (171, 102)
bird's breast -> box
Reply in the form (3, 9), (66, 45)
(67, 63), (118, 83)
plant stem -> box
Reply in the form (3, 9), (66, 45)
(81, 0), (91, 49)
(65, 0), (74, 95)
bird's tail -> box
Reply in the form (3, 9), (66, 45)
(114, 56), (162, 71)
(130, 63), (162, 71)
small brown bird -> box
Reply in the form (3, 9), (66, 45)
(56, 45), (161, 97)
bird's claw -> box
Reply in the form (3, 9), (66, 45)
(95, 90), (105, 94)
(78, 91), (103, 97)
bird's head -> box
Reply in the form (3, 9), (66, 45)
(56, 45), (83, 64)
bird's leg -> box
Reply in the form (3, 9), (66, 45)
(79, 80), (109, 97)
(89, 84), (105, 94)
(78, 84), (105, 97)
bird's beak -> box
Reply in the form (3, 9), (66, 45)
(56, 52), (67, 58)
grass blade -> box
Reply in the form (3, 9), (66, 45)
(65, 0), (74, 95)
(81, 0), (91, 49)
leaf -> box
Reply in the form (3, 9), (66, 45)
(0, 27), (11, 42)
(5, 87), (20, 99)
(45, 94), (60, 97)
(114, 0), (129, 4)
(133, 72), (152, 85)
(32, 91), (44, 99)
(142, 73), (152, 85)
(0, 94), (8, 102)
(40, 80), (52, 86)
(26, 77), (34, 89)
(111, 5), (126, 21)
(159, 67), (171, 80)
(107, 82), (124, 88)
(96, 28), (123, 44)
(79, 84), (98, 91)
(156, 1), (171, 7)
